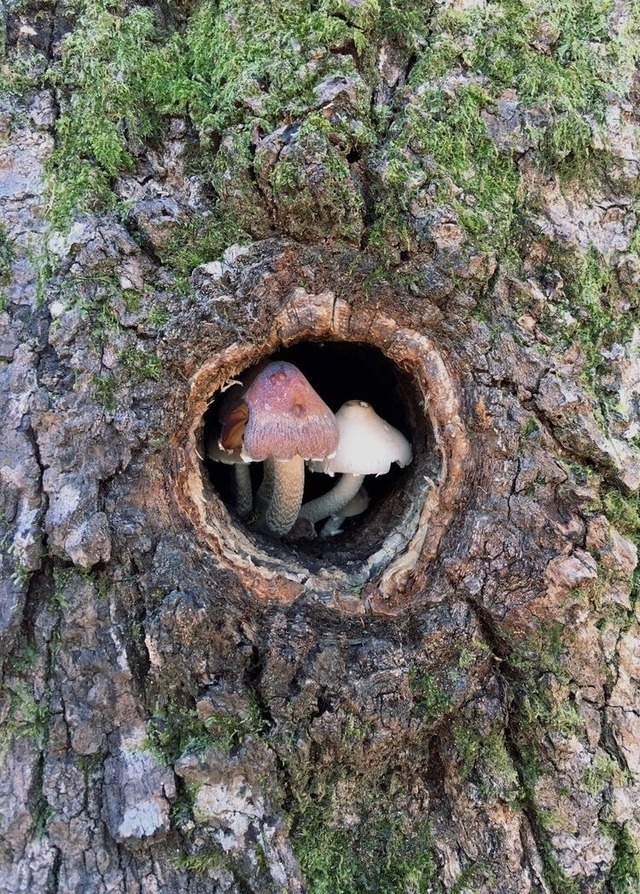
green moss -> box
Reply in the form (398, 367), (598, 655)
(457, 641), (491, 670)
(292, 777), (438, 894)
(46, 0), (161, 224)
(4, 635), (39, 675)
(383, 83), (521, 253)
(509, 622), (568, 678)
(91, 373), (118, 411)
(518, 417), (540, 453)
(602, 489), (640, 541)
(452, 722), (519, 802)
(381, 0), (640, 258)
(210, 128), (273, 240)
(120, 346), (163, 382)
(146, 696), (217, 765)
(21, 0), (640, 280)
(604, 822), (640, 894)
(418, 0), (639, 174)
(173, 849), (228, 874)
(264, 130), (364, 243)
(408, 669), (452, 722)
(0, 682), (49, 762)
(160, 213), (251, 274)
(70, 277), (120, 342)
(597, 488), (640, 603)
(0, 224), (13, 311)
(450, 863), (488, 894)
(50, 568), (73, 613)
(582, 752), (629, 795)
(145, 0), (358, 136)
(556, 247), (636, 385)
(146, 696), (265, 765)
(0, 224), (13, 286)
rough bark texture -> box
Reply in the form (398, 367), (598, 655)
(1, 0), (640, 892)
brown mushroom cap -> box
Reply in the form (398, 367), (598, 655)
(233, 361), (339, 462)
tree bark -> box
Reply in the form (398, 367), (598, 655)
(1, 1), (640, 892)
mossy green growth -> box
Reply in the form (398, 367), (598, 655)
(30, 0), (640, 272)
(0, 682), (49, 762)
(387, 0), (640, 255)
(415, 0), (639, 169)
(144, 0), (362, 136)
(146, 696), (265, 765)
(600, 487), (640, 603)
(604, 822), (640, 894)
(582, 752), (629, 795)
(262, 130), (364, 243)
(159, 212), (251, 275)
(452, 721), (520, 803)
(209, 128), (273, 240)
(291, 775), (438, 893)
(602, 488), (640, 542)
(146, 702), (215, 765)
(508, 747), (581, 894)
(382, 83), (521, 254)
(548, 246), (637, 389)
(173, 849), (228, 874)
(408, 669), (452, 722)
(4, 635), (39, 676)
(0, 224), (13, 311)
(46, 0), (160, 224)
(41, 0), (419, 235)
(120, 345), (163, 383)
(0, 224), (13, 285)
(91, 373), (118, 411)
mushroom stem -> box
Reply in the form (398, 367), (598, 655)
(255, 460), (275, 518)
(298, 473), (366, 525)
(263, 455), (306, 536)
(234, 464), (253, 518)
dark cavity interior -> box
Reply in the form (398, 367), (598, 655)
(201, 341), (438, 568)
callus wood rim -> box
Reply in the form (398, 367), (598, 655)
(173, 289), (469, 616)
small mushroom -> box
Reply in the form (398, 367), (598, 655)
(213, 365), (268, 518)
(299, 400), (412, 526)
(206, 438), (253, 518)
(220, 361), (339, 535)
(320, 485), (370, 537)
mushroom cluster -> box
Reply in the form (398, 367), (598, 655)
(207, 360), (412, 538)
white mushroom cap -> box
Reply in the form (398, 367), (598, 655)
(307, 400), (412, 477)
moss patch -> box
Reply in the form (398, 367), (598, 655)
(0, 682), (49, 762)
(291, 772), (438, 893)
(604, 822), (640, 894)
(452, 721), (520, 803)
(145, 694), (265, 764)
(46, 0), (160, 224)
(408, 669), (452, 722)
(7, 0), (637, 278)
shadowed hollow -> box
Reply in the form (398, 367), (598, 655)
(202, 341), (436, 565)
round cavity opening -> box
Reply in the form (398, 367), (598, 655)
(200, 340), (439, 570)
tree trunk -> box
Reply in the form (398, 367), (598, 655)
(1, 1), (640, 892)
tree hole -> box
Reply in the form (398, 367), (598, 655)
(200, 340), (438, 570)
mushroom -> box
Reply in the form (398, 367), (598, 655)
(213, 365), (268, 518)
(320, 485), (370, 538)
(299, 400), (412, 526)
(220, 361), (339, 535)
(206, 438), (253, 518)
